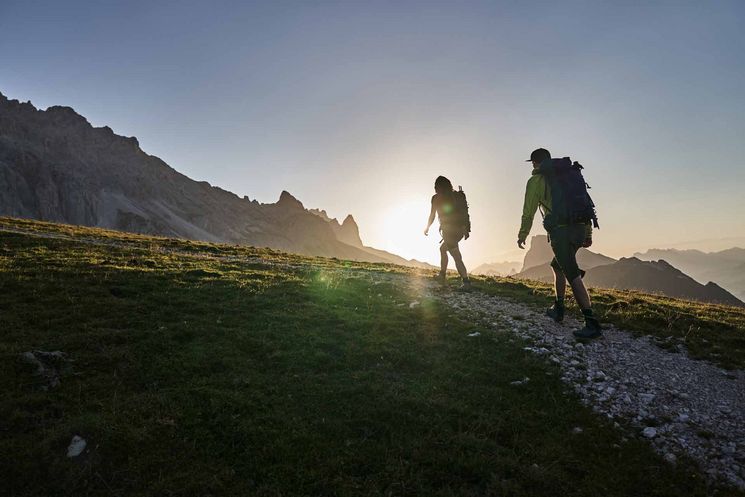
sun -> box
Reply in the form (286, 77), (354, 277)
(374, 199), (437, 264)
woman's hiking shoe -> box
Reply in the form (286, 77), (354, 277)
(432, 274), (447, 285)
(545, 304), (564, 323)
(456, 280), (473, 292)
(573, 318), (602, 340)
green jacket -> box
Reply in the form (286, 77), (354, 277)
(518, 168), (592, 242)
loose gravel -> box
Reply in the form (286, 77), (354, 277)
(439, 287), (745, 490)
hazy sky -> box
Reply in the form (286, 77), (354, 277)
(2, 0), (744, 265)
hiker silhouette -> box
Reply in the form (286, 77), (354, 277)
(424, 176), (471, 290)
(518, 148), (602, 339)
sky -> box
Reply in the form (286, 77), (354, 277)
(2, 0), (745, 266)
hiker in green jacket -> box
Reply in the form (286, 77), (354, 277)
(518, 148), (602, 339)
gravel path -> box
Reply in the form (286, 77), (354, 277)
(434, 286), (745, 490)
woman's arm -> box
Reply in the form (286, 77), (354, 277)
(424, 203), (436, 236)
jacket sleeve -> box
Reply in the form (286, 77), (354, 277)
(518, 177), (540, 242)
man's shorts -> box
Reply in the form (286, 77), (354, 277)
(441, 228), (464, 251)
(549, 224), (586, 281)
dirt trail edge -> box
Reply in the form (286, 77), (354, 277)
(415, 279), (745, 489)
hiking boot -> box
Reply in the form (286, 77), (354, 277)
(432, 273), (447, 285)
(573, 317), (602, 340)
(546, 304), (564, 323)
(456, 280), (473, 292)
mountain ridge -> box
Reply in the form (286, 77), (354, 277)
(0, 91), (428, 267)
(634, 247), (745, 301)
(514, 236), (744, 307)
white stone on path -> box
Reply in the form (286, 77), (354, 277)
(642, 427), (657, 439)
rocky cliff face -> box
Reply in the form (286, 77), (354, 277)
(309, 209), (364, 247)
(0, 92), (414, 264)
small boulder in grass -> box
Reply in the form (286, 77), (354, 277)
(20, 350), (69, 390)
(66, 435), (86, 458)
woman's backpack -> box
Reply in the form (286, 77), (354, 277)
(452, 187), (471, 238)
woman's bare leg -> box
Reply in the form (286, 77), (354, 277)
(448, 246), (469, 281)
(439, 242), (448, 276)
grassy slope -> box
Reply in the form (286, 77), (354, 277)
(0, 217), (740, 496)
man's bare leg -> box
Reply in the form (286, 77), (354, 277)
(547, 266), (567, 322)
(569, 275), (591, 310)
(569, 275), (601, 338)
(553, 266), (566, 299)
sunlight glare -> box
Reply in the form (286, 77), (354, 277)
(377, 199), (436, 264)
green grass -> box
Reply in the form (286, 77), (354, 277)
(0, 217), (740, 496)
(471, 275), (745, 370)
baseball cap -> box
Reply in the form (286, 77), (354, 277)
(526, 148), (551, 163)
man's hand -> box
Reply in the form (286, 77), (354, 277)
(517, 239), (526, 249)
(424, 228), (429, 236)
(582, 238), (592, 248)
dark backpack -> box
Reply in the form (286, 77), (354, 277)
(539, 157), (599, 230)
(452, 187), (471, 237)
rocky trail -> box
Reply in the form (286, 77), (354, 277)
(418, 280), (745, 490)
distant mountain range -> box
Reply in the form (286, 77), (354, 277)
(472, 261), (521, 277)
(584, 257), (743, 307)
(515, 235), (743, 307)
(634, 248), (745, 302)
(0, 92), (430, 268)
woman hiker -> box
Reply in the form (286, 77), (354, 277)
(424, 175), (472, 290)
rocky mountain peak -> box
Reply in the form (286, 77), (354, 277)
(46, 105), (89, 123)
(521, 235), (554, 271)
(308, 208), (332, 223)
(336, 214), (362, 247)
(277, 190), (304, 210)
(341, 214), (357, 228)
